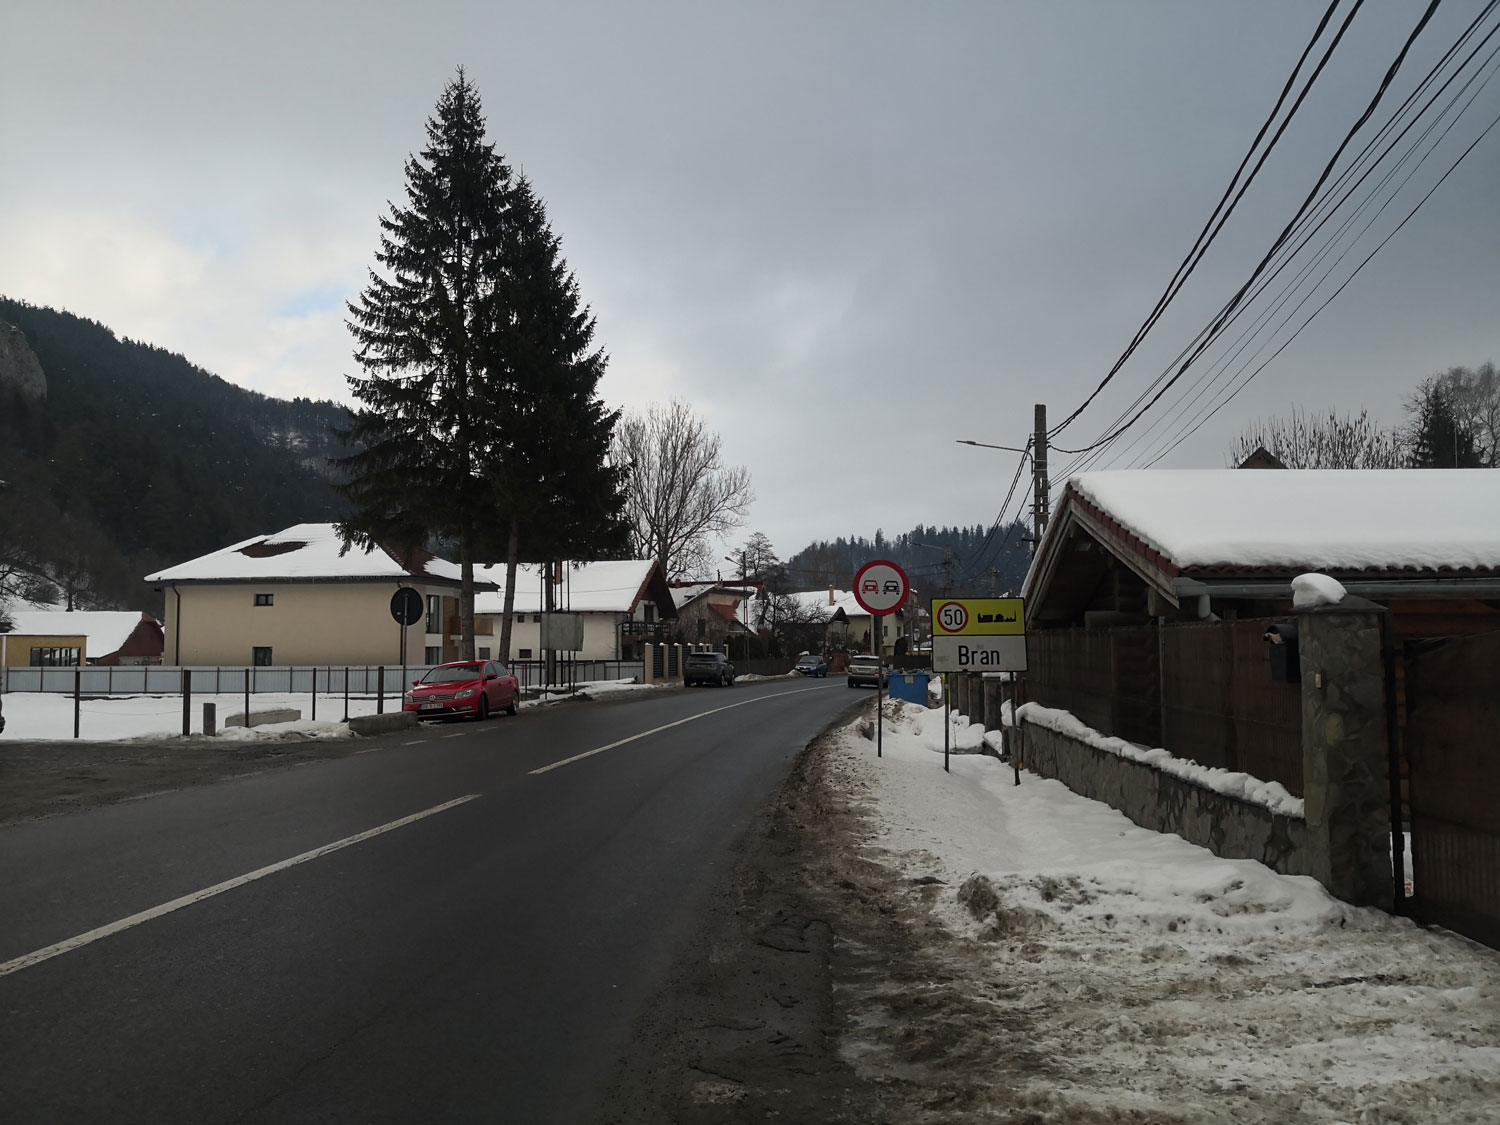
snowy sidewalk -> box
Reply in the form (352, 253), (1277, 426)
(828, 699), (1500, 1123)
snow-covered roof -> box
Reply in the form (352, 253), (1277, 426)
(4, 610), (152, 656)
(144, 523), (467, 584)
(473, 560), (657, 615)
(668, 582), (719, 609)
(1065, 469), (1500, 573)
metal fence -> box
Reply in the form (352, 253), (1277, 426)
(510, 660), (643, 691)
(0, 665), (437, 695)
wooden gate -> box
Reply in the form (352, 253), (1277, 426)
(1404, 631), (1500, 949)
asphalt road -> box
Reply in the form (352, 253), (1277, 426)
(0, 678), (860, 1123)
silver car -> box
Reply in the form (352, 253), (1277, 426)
(846, 654), (886, 689)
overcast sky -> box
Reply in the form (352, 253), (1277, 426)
(3, 1), (1497, 567)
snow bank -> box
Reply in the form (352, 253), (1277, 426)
(1016, 700), (1305, 818)
(828, 697), (1500, 1121)
(1291, 571), (1347, 608)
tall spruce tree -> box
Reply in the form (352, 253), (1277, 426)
(335, 70), (510, 658)
(481, 174), (629, 662)
(1408, 382), (1482, 468)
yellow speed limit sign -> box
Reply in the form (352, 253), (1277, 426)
(930, 597), (1026, 672)
(932, 598), (1024, 636)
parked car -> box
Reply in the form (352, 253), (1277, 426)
(404, 660), (519, 720)
(684, 651), (736, 687)
(794, 654), (828, 677)
(846, 654), (887, 689)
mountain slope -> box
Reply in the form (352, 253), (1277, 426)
(0, 298), (350, 612)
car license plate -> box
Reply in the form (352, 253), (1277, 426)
(419, 702), (443, 711)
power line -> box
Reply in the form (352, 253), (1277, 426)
(1083, 7), (1500, 472)
(1056, 0), (1499, 477)
(1046, 0), (1355, 441)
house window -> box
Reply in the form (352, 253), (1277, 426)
(515, 614), (524, 625)
(478, 647), (491, 659)
(644, 604), (656, 622)
(519, 648), (533, 659)
(254, 593), (274, 607)
(30, 647), (80, 667)
(426, 595), (441, 634)
(532, 614), (542, 623)
(697, 619), (706, 638)
(425, 646), (442, 665)
(253, 647), (273, 666)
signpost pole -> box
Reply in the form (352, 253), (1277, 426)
(943, 673), (950, 773)
(852, 559), (910, 764)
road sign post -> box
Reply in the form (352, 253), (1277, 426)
(391, 587), (424, 705)
(854, 560), (910, 759)
(932, 596), (1027, 783)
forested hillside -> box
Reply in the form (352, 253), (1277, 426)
(0, 299), (349, 614)
(785, 521), (1031, 598)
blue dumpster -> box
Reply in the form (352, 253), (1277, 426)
(886, 671), (930, 704)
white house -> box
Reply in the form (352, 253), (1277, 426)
(146, 523), (486, 666)
(473, 559), (677, 661)
(786, 587), (911, 659)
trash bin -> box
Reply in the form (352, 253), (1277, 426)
(886, 671), (930, 704)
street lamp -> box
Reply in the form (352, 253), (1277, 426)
(956, 439), (1030, 456)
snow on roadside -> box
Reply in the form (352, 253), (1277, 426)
(1, 678), (666, 740)
(829, 699), (1500, 1123)
(0, 691), (388, 742)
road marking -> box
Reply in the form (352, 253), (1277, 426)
(530, 685), (833, 775)
(444, 731), (468, 739)
(401, 739), (424, 746)
(0, 794), (481, 978)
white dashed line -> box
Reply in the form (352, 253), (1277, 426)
(529, 685), (830, 775)
(0, 795), (482, 978)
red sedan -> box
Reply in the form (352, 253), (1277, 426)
(403, 660), (519, 721)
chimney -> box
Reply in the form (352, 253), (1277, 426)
(828, 586), (834, 605)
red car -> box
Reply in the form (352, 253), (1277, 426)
(403, 660), (519, 721)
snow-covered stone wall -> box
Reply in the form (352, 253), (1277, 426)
(1018, 717), (1319, 882)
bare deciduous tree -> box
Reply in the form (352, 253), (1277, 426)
(613, 400), (753, 580)
(1228, 408), (1403, 469)
(1403, 363), (1499, 467)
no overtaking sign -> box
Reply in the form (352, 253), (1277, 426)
(853, 560), (909, 616)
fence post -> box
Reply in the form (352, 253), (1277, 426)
(377, 666), (385, 714)
(1297, 597), (1393, 909)
(74, 666), (82, 739)
(344, 667), (350, 722)
(245, 670), (250, 729)
(182, 667), (191, 737)
(311, 666), (318, 722)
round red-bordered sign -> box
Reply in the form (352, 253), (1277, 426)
(935, 600), (968, 634)
(853, 559), (910, 616)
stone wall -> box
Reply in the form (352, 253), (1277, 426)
(1020, 720), (1317, 879)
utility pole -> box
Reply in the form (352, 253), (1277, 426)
(943, 545), (953, 595)
(1032, 403), (1049, 554)
(989, 565), (998, 597)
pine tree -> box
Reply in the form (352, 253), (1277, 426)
(480, 173), (629, 661)
(1408, 383), (1482, 468)
(335, 70), (511, 658)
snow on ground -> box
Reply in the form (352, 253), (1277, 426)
(1, 678), (663, 740)
(829, 699), (1500, 1123)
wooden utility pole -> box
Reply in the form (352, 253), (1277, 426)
(1032, 403), (1049, 554)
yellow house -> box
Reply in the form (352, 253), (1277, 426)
(0, 631), (89, 668)
(146, 523), (493, 667)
